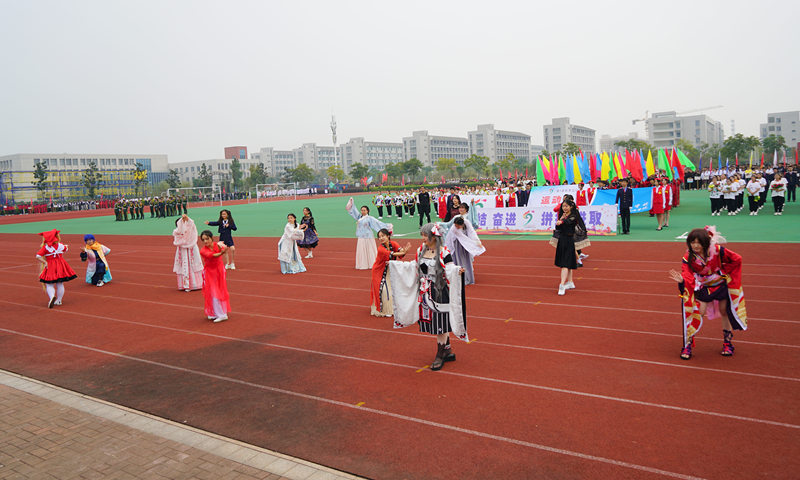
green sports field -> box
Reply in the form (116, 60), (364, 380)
(1, 191), (798, 243)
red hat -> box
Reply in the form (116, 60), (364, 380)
(39, 229), (60, 246)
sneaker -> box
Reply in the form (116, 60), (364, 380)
(305, 253), (313, 258)
(558, 285), (566, 296)
(229, 264), (236, 270)
(224, 264), (231, 269)
(185, 289), (191, 292)
(579, 253), (589, 260)
(48, 297), (56, 309)
(207, 316), (216, 320)
(778, 212), (783, 215)
(97, 281), (104, 287)
(564, 281), (575, 290)
(775, 212), (778, 215)
(54, 300), (62, 306)
(213, 315), (228, 323)
(721, 342), (734, 356)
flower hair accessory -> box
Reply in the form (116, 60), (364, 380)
(431, 224), (442, 237)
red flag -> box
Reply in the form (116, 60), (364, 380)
(525, 167), (529, 177)
(760, 153), (764, 168)
(735, 153), (738, 167)
(401, 174), (405, 186)
(423, 175), (427, 183)
(672, 148), (684, 181)
(796, 148), (799, 165)
(589, 153), (598, 181)
(382, 173), (388, 183)
(441, 175), (445, 184)
(783, 150), (787, 167)
(499, 168), (504, 181)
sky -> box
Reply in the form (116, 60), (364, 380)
(1, 0), (798, 164)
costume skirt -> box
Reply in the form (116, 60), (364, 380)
(554, 235), (578, 269)
(355, 238), (378, 270)
(40, 257), (78, 283)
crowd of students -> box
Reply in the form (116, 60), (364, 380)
(707, 165), (795, 216)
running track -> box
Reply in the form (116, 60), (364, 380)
(1, 233), (798, 479)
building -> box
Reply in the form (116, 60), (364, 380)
(760, 111), (800, 150)
(599, 132), (641, 152)
(224, 146), (248, 160)
(250, 148), (295, 177)
(468, 124), (531, 163)
(645, 112), (724, 148)
(0, 153), (168, 204)
(293, 143), (339, 171)
(170, 158), (269, 187)
(530, 144), (544, 158)
(340, 137), (404, 173)
(542, 118), (596, 154)
(402, 130), (470, 167)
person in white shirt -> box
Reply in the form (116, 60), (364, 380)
(722, 177), (736, 215)
(769, 172), (788, 215)
(757, 173), (768, 210)
(708, 176), (723, 216)
(375, 194), (384, 219)
(745, 176), (762, 215)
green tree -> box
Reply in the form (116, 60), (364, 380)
(698, 143), (721, 163)
(464, 154), (489, 177)
(403, 158), (423, 181)
(675, 139), (700, 164)
(194, 163), (213, 187)
(385, 162), (404, 182)
(455, 165), (465, 179)
(246, 163), (268, 187)
(720, 134), (761, 163)
(82, 159), (102, 199)
(285, 163), (315, 183)
(434, 158), (457, 178)
(614, 139), (654, 152)
(562, 143), (581, 155)
(762, 134), (787, 155)
(349, 163), (369, 181)
(495, 153), (515, 176)
(230, 158), (243, 192)
(132, 162), (148, 196)
(33, 160), (49, 200)
(326, 164), (345, 183)
(166, 168), (181, 189)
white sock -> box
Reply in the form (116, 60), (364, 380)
(56, 282), (65, 302)
(45, 284), (55, 300)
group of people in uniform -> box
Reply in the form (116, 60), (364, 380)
(114, 195), (189, 221)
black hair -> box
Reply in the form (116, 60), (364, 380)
(686, 228), (711, 262)
(303, 207), (313, 217)
(200, 230), (214, 240)
(458, 203), (469, 212)
(287, 213), (298, 227)
(376, 228), (391, 238)
(453, 216), (465, 226)
(175, 218), (180, 226)
(360, 205), (370, 214)
(218, 209), (234, 223)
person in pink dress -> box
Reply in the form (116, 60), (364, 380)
(199, 230), (230, 323)
(35, 229), (78, 308)
(173, 214), (204, 292)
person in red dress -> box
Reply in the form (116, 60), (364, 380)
(652, 178), (669, 230)
(370, 228), (410, 317)
(199, 230), (230, 323)
(36, 229), (78, 308)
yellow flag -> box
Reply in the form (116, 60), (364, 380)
(572, 155), (583, 183)
(600, 152), (611, 181)
(645, 150), (655, 176)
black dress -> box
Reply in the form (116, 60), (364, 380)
(554, 215), (578, 269)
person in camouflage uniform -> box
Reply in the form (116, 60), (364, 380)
(122, 200), (129, 221)
(157, 197), (166, 218)
(114, 200), (122, 221)
(181, 195), (188, 215)
(149, 197), (156, 218)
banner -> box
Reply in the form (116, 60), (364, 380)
(474, 205), (618, 235)
(458, 185), (578, 209)
(592, 187), (653, 213)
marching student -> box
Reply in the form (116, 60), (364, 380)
(708, 175), (723, 215)
(278, 213), (307, 274)
(757, 172), (768, 210)
(80, 234), (112, 286)
(36, 229), (78, 308)
(668, 226), (747, 360)
(374, 193), (384, 219)
(205, 209), (237, 270)
(199, 230), (230, 323)
(393, 191), (404, 219)
(746, 175), (761, 215)
(770, 171), (787, 215)
(172, 214), (204, 292)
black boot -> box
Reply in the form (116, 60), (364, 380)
(431, 343), (447, 371)
(443, 337), (456, 363)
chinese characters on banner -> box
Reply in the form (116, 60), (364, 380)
(473, 205), (618, 235)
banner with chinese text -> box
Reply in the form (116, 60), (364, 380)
(474, 205), (618, 235)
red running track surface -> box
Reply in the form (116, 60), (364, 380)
(1, 233), (798, 479)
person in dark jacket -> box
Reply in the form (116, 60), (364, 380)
(615, 177), (634, 234)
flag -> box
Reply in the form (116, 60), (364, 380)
(657, 149), (673, 179)
(760, 153), (764, 168)
(773, 149), (778, 166)
(578, 152), (591, 182)
(565, 154), (575, 184)
(629, 149), (643, 181)
(515, 169), (518, 181)
(536, 156), (546, 186)
(423, 175), (427, 183)
(382, 173), (388, 183)
(600, 152), (611, 181)
(401, 174), (405, 186)
(571, 154), (583, 183)
(735, 153), (739, 168)
(645, 150), (655, 177)
(671, 148), (684, 181)
(525, 167), (529, 177)
(675, 148), (696, 170)
(557, 155), (567, 184)
(748, 152), (753, 169)
(367, 176), (373, 183)
(499, 168), (504, 181)
(441, 175), (445, 184)
(783, 149), (787, 167)
(717, 153), (721, 170)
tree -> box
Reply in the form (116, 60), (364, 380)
(82, 159), (102, 199)
(326, 165), (345, 183)
(246, 163), (268, 187)
(464, 154), (489, 177)
(285, 163), (315, 183)
(562, 143), (581, 155)
(349, 163), (369, 181)
(720, 134), (761, 162)
(403, 158), (423, 181)
(675, 139), (700, 163)
(194, 163), (213, 187)
(132, 162), (148, 196)
(495, 153), (515, 176)
(762, 134), (787, 155)
(33, 160), (48, 200)
(434, 158), (457, 178)
(166, 168), (182, 189)
(385, 162), (404, 181)
(230, 158), (243, 192)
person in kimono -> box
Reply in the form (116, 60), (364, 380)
(80, 234), (111, 286)
(388, 223), (467, 371)
(346, 197), (391, 270)
(668, 226), (747, 360)
(278, 213), (307, 274)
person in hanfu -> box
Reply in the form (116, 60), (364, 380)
(278, 213), (307, 274)
(80, 234), (112, 287)
(438, 202), (484, 285)
(389, 223), (467, 371)
(346, 197), (391, 270)
(172, 214), (204, 292)
(668, 226), (747, 360)
(370, 228), (410, 317)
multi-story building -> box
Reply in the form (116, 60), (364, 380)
(599, 132), (641, 152)
(402, 130), (470, 167)
(170, 158), (268, 187)
(760, 111), (800, 150)
(646, 112), (724, 148)
(224, 146), (248, 160)
(292, 143), (339, 171)
(340, 137), (404, 173)
(468, 124), (531, 163)
(0, 153), (168, 204)
(530, 144), (544, 158)
(542, 118), (596, 154)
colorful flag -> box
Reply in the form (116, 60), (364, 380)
(571, 154), (583, 183)
(671, 148), (684, 181)
(773, 149), (778, 166)
(565, 155), (575, 184)
(645, 150), (655, 177)
(557, 155), (567, 184)
(499, 168), (504, 181)
(423, 175), (426, 183)
(600, 152), (611, 181)
(657, 149), (673, 179)
(760, 153), (764, 168)
(735, 153), (739, 168)
(536, 156), (546, 186)
(675, 148), (696, 170)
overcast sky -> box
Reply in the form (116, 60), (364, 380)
(1, 0), (798, 163)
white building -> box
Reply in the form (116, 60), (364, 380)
(0, 153), (169, 182)
(468, 124), (531, 163)
(542, 118), (596, 154)
(402, 130), (470, 167)
(340, 138), (404, 173)
(170, 158), (254, 186)
(250, 148), (297, 177)
(760, 111), (799, 149)
(530, 144), (544, 159)
(599, 132), (641, 152)
(292, 143), (339, 172)
(646, 111), (724, 148)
